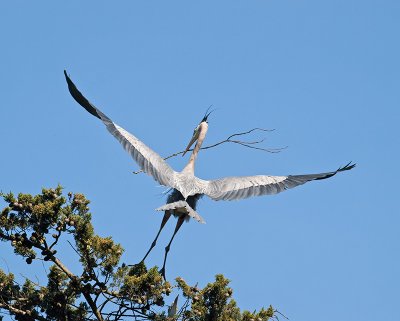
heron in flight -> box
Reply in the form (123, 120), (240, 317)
(64, 70), (355, 278)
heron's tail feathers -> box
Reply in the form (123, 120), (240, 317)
(156, 201), (205, 224)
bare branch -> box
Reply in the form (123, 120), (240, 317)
(1, 258), (11, 274)
(274, 309), (289, 320)
(67, 240), (81, 257)
(133, 127), (287, 174)
(225, 127), (274, 140)
(18, 273), (45, 290)
(0, 301), (47, 321)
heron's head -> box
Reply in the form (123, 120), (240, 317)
(182, 109), (213, 156)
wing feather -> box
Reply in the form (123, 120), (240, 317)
(204, 163), (355, 201)
(64, 70), (177, 187)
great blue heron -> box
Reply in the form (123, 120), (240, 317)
(64, 70), (355, 278)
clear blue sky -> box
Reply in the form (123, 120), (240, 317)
(1, 1), (399, 320)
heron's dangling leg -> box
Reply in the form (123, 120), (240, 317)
(142, 211), (172, 262)
(159, 216), (185, 280)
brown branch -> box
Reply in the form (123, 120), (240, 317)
(0, 231), (103, 320)
(1, 228), (104, 320)
(0, 301), (47, 321)
(225, 127), (273, 140)
(133, 127), (287, 174)
(48, 227), (62, 250)
(42, 251), (103, 321)
(98, 295), (113, 315)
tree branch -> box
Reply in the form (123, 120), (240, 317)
(133, 127), (287, 174)
(0, 301), (47, 321)
(51, 257), (104, 321)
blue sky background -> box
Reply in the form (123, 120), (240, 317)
(1, 1), (399, 320)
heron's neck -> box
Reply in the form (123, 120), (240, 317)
(182, 123), (208, 175)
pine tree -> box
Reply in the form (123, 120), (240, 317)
(0, 187), (278, 321)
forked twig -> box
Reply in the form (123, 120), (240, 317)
(133, 128), (287, 175)
(274, 309), (289, 320)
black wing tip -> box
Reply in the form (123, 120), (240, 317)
(63, 70), (102, 120)
(313, 161), (356, 181)
(63, 69), (73, 87)
(64, 70), (74, 86)
(337, 161), (356, 172)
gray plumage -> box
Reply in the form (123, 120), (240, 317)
(156, 190), (204, 223)
(204, 164), (354, 201)
(64, 70), (355, 278)
(64, 70), (355, 218)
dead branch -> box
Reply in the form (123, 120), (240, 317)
(133, 128), (287, 174)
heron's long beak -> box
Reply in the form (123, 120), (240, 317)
(182, 133), (198, 157)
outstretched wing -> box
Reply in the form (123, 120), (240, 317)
(64, 70), (177, 187)
(203, 162), (355, 201)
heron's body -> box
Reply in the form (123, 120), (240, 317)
(64, 70), (355, 278)
(162, 189), (203, 222)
